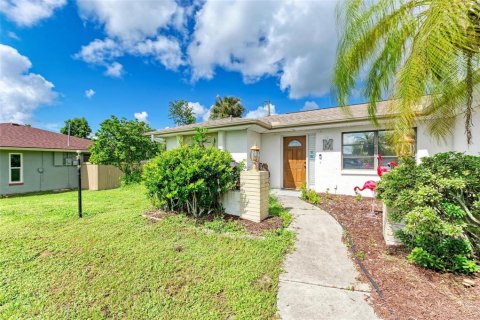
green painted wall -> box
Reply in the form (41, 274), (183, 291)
(0, 150), (78, 195)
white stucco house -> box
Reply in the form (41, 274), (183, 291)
(149, 101), (480, 197)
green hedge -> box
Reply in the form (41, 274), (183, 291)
(143, 145), (236, 217)
(376, 152), (480, 274)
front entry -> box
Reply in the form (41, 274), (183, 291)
(283, 136), (306, 189)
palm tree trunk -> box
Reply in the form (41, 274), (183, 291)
(466, 51), (474, 145)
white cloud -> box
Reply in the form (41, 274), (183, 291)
(302, 101), (319, 111)
(0, 44), (57, 123)
(105, 62), (123, 78)
(7, 31), (20, 40)
(77, 0), (181, 41)
(187, 102), (211, 121)
(85, 88), (95, 98)
(75, 36), (183, 75)
(246, 104), (276, 119)
(188, 0), (338, 98)
(75, 38), (121, 65)
(75, 0), (185, 75)
(73, 0), (339, 98)
(0, 0), (66, 26)
(134, 111), (148, 123)
(131, 37), (183, 70)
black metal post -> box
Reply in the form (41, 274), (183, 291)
(77, 153), (82, 218)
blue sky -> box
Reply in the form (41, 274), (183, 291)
(0, 0), (364, 132)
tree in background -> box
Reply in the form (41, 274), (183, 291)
(209, 96), (244, 120)
(334, 0), (480, 150)
(89, 116), (161, 184)
(60, 117), (92, 138)
(169, 100), (196, 126)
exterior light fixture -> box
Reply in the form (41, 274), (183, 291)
(250, 143), (260, 171)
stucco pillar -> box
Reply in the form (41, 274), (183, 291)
(240, 170), (269, 222)
(382, 203), (404, 247)
(217, 130), (226, 151)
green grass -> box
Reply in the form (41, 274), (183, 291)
(268, 195), (293, 228)
(0, 185), (294, 319)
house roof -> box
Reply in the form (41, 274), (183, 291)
(149, 101), (393, 136)
(149, 117), (272, 135)
(0, 123), (92, 151)
(262, 101), (392, 128)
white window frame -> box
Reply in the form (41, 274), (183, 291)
(9, 153), (23, 184)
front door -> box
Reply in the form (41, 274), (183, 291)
(283, 136), (306, 189)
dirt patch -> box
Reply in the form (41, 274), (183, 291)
(144, 210), (284, 236)
(199, 214), (284, 236)
(226, 214), (283, 235)
(143, 210), (177, 222)
(316, 193), (480, 320)
(38, 250), (53, 259)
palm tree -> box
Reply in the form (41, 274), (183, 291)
(209, 96), (245, 120)
(334, 0), (480, 150)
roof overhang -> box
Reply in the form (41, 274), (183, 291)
(148, 120), (271, 137)
(0, 147), (90, 152)
(266, 115), (394, 132)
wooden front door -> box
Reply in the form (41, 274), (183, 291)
(283, 136), (306, 189)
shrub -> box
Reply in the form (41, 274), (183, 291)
(300, 183), (308, 200)
(376, 152), (480, 274)
(300, 183), (321, 205)
(143, 145), (236, 217)
(121, 168), (142, 186)
(306, 189), (321, 204)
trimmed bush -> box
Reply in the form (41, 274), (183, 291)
(143, 145), (236, 217)
(300, 184), (321, 205)
(376, 152), (480, 274)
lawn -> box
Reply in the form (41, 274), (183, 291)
(0, 185), (294, 319)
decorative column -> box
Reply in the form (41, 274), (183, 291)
(239, 143), (269, 222)
(382, 203), (404, 247)
(240, 170), (269, 222)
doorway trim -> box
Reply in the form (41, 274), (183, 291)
(282, 135), (307, 189)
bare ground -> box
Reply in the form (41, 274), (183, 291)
(144, 210), (284, 236)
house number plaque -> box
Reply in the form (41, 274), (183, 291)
(323, 139), (333, 151)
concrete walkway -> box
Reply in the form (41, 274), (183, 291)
(275, 195), (378, 320)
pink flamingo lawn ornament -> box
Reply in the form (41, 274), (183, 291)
(354, 154), (398, 216)
(354, 180), (377, 193)
(377, 154), (398, 177)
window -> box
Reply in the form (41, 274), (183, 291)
(287, 140), (302, 147)
(9, 153), (23, 184)
(342, 130), (415, 170)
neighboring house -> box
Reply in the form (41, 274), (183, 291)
(0, 123), (91, 195)
(149, 101), (480, 196)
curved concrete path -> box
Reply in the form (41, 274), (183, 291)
(275, 194), (378, 320)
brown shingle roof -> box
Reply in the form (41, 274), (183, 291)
(0, 123), (92, 151)
(150, 101), (393, 135)
(262, 101), (391, 127)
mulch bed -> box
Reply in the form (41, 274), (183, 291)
(316, 193), (480, 320)
(144, 210), (283, 236)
